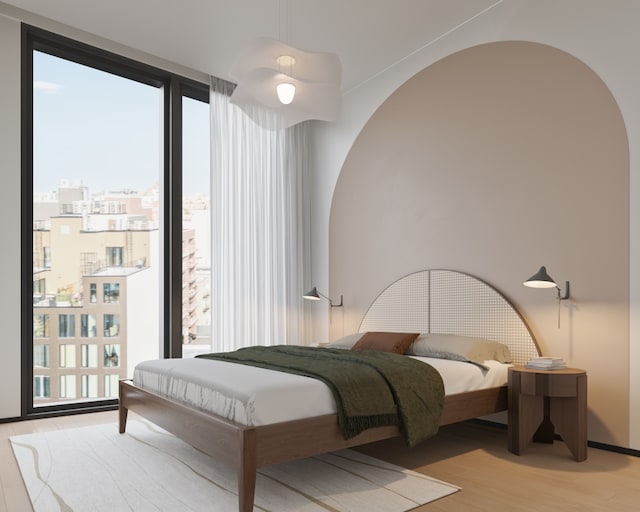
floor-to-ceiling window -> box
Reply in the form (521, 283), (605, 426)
(181, 94), (211, 357)
(22, 26), (209, 415)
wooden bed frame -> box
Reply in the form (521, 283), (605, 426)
(119, 379), (507, 512)
(119, 269), (538, 512)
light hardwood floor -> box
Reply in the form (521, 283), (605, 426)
(1, 411), (638, 511)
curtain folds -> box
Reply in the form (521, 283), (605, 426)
(209, 76), (308, 351)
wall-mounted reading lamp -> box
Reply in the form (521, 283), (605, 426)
(303, 286), (343, 308)
(523, 266), (570, 327)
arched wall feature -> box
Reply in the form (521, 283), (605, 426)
(359, 269), (540, 365)
(329, 41), (629, 446)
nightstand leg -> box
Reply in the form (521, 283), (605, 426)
(509, 371), (545, 455)
(549, 374), (588, 461)
(512, 394), (545, 454)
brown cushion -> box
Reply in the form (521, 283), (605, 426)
(351, 331), (420, 354)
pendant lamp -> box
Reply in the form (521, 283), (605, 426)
(229, 37), (342, 129)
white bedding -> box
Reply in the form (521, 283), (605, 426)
(133, 355), (510, 427)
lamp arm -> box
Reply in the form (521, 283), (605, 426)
(317, 291), (343, 308)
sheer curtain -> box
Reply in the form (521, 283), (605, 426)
(209, 77), (309, 351)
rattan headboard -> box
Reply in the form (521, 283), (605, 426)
(358, 269), (540, 365)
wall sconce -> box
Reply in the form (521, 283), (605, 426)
(523, 266), (570, 299)
(523, 266), (570, 327)
(303, 286), (343, 308)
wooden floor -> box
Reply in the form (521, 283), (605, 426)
(1, 411), (639, 511)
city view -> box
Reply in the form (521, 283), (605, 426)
(32, 51), (211, 406)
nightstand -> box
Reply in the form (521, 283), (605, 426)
(508, 365), (587, 461)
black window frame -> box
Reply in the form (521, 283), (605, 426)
(21, 24), (208, 419)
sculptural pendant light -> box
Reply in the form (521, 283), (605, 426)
(275, 82), (296, 104)
(275, 55), (296, 104)
(228, 1), (341, 129)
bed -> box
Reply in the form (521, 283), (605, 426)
(119, 269), (540, 512)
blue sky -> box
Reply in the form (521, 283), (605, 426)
(33, 51), (210, 197)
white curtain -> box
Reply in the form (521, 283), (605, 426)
(209, 77), (309, 351)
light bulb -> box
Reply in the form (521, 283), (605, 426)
(276, 82), (296, 104)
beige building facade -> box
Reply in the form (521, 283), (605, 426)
(31, 188), (181, 406)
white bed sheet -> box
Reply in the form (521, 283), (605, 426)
(133, 356), (510, 427)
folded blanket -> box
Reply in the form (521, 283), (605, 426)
(197, 345), (444, 447)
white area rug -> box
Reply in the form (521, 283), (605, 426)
(10, 420), (459, 512)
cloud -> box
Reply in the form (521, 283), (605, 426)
(34, 80), (62, 94)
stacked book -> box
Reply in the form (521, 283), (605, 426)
(525, 356), (567, 370)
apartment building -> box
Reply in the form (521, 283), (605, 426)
(31, 185), (170, 405)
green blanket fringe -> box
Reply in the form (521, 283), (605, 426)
(197, 345), (444, 447)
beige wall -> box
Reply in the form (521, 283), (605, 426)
(329, 42), (629, 447)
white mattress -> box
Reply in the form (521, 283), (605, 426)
(133, 356), (510, 427)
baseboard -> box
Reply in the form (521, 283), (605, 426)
(467, 418), (640, 458)
(587, 440), (640, 457)
(0, 416), (21, 424)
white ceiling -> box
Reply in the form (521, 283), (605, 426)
(3, 0), (500, 92)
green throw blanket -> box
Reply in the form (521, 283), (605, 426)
(196, 345), (444, 447)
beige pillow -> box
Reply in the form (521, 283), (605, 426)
(406, 333), (512, 368)
(351, 331), (420, 354)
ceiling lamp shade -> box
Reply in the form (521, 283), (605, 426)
(229, 38), (342, 129)
(276, 82), (296, 104)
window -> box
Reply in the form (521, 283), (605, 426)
(103, 314), (120, 337)
(33, 313), (49, 337)
(59, 344), (76, 368)
(80, 314), (97, 337)
(81, 375), (98, 398)
(58, 314), (75, 338)
(33, 278), (46, 300)
(24, 26), (208, 414)
(81, 344), (98, 368)
(34, 344), (50, 368)
(34, 376), (50, 399)
(181, 94), (212, 356)
(59, 375), (76, 399)
(106, 247), (124, 267)
(103, 283), (120, 303)
(103, 344), (120, 367)
(43, 246), (51, 268)
(104, 374), (119, 398)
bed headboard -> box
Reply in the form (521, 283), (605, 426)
(358, 269), (540, 365)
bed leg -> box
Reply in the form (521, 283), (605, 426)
(119, 405), (129, 434)
(237, 430), (257, 512)
(118, 380), (129, 434)
(238, 467), (257, 512)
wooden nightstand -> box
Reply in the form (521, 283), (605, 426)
(508, 365), (587, 461)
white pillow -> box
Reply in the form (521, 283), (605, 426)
(325, 333), (364, 349)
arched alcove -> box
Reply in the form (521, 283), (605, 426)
(329, 41), (629, 446)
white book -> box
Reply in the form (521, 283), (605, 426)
(528, 357), (564, 363)
(525, 356), (567, 370)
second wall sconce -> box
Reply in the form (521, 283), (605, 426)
(303, 286), (343, 308)
(523, 266), (570, 300)
(523, 265), (570, 328)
